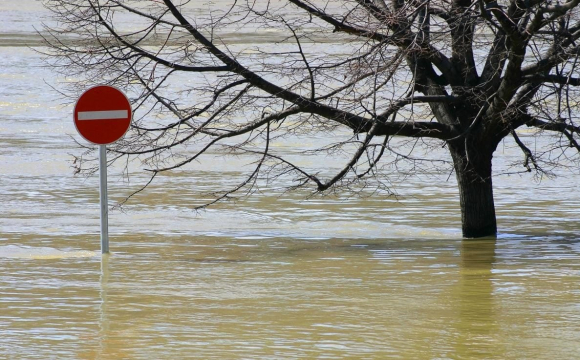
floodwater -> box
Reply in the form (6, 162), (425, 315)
(1, 1), (580, 359)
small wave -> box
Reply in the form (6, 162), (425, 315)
(0, 245), (96, 259)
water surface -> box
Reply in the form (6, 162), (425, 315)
(1, 1), (580, 359)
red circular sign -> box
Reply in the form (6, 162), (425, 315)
(73, 85), (132, 145)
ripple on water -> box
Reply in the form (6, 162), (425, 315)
(0, 245), (97, 259)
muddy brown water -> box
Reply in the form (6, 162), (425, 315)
(1, 2), (580, 359)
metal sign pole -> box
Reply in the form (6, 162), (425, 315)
(99, 144), (109, 253)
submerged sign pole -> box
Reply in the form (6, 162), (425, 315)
(73, 85), (132, 254)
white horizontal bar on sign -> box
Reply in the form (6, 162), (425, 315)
(78, 110), (128, 121)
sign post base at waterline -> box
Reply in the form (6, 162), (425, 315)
(73, 85), (132, 254)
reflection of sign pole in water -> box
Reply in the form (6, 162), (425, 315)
(74, 85), (132, 253)
(99, 253), (110, 355)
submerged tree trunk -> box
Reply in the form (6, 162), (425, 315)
(449, 143), (497, 238)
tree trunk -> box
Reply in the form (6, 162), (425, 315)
(449, 144), (497, 238)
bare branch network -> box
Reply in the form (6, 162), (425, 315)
(41, 0), (580, 237)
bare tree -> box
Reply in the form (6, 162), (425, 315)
(41, 0), (580, 237)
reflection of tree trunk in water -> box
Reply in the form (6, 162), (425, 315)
(454, 240), (503, 359)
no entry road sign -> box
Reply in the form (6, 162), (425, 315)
(73, 85), (133, 254)
(74, 85), (132, 145)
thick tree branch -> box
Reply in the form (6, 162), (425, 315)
(511, 129), (540, 172)
(524, 115), (580, 136)
(523, 74), (580, 86)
